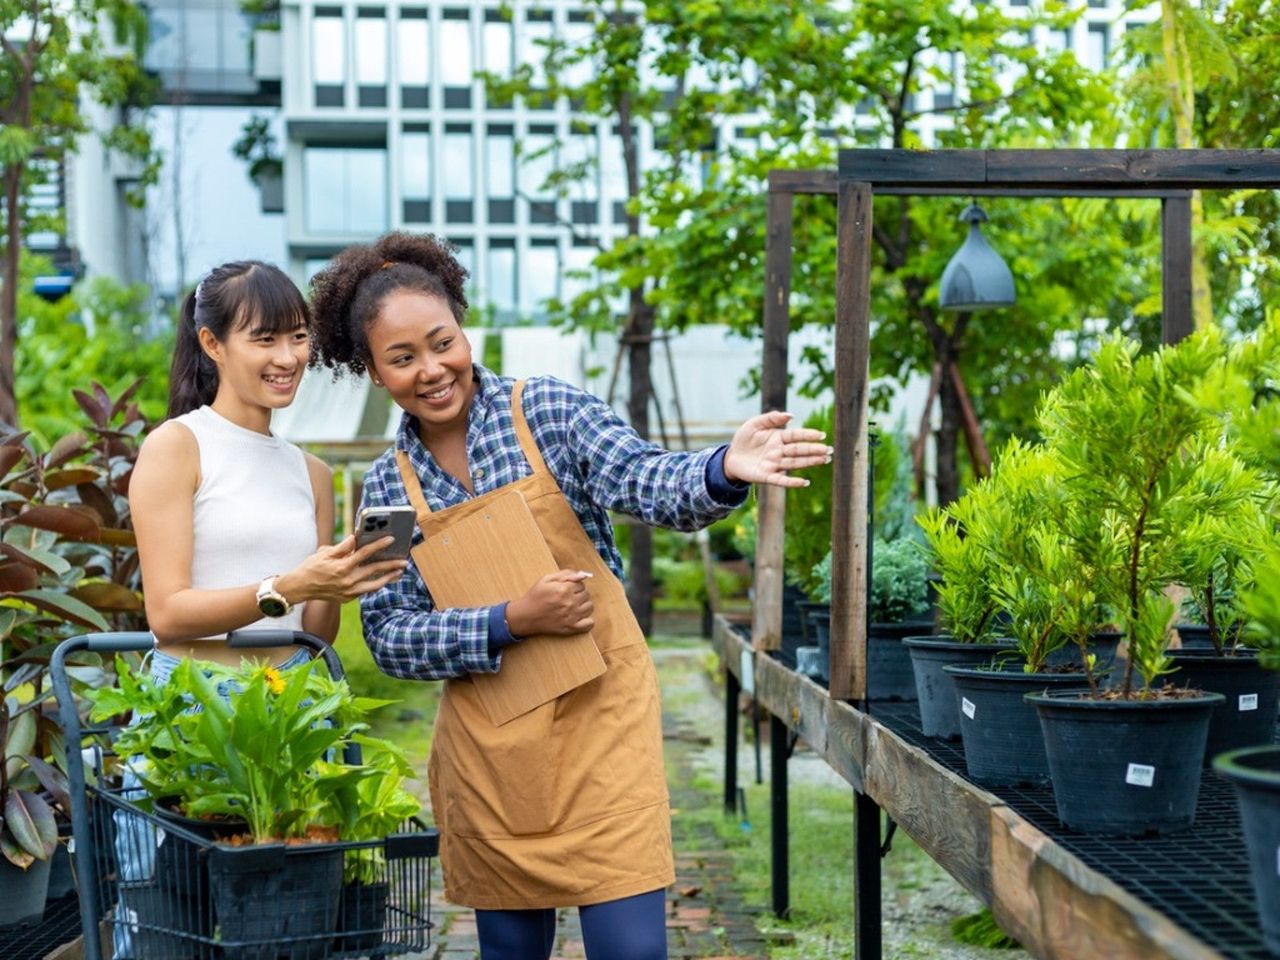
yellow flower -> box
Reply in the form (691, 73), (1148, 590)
(263, 667), (285, 696)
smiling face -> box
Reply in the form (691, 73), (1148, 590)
(367, 289), (474, 436)
(201, 312), (310, 420)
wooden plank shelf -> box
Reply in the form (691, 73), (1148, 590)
(712, 613), (1231, 960)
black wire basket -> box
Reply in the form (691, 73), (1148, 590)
(52, 631), (438, 960)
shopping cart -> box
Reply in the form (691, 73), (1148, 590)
(50, 630), (438, 960)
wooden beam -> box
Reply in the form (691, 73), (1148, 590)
(1161, 194), (1195, 344)
(752, 190), (795, 651)
(838, 148), (1280, 190)
(767, 169), (1189, 198)
(831, 181), (873, 701)
(769, 168), (837, 195)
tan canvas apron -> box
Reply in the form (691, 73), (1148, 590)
(394, 381), (674, 910)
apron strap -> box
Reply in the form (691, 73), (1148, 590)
(510, 380), (551, 477)
(395, 449), (433, 522)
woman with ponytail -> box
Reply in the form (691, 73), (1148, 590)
(130, 260), (407, 668)
(309, 232), (831, 960)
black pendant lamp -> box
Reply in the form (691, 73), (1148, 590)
(938, 203), (1015, 311)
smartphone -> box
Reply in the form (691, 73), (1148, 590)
(355, 505), (418, 562)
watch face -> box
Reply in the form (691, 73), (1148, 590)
(259, 596), (288, 618)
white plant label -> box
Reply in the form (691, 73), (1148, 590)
(1240, 693), (1259, 712)
(740, 649), (755, 696)
(1125, 763), (1155, 787)
(1275, 844), (1280, 877)
(962, 697), (977, 720)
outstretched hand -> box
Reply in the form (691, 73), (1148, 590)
(722, 411), (833, 489)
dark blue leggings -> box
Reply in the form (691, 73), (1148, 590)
(476, 888), (667, 960)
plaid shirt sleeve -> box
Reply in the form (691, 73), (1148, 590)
(357, 450), (504, 681)
(536, 379), (749, 531)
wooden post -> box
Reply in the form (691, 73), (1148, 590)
(831, 180), (873, 701)
(752, 190), (794, 651)
(1161, 194), (1194, 345)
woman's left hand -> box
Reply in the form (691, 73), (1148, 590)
(722, 411), (833, 488)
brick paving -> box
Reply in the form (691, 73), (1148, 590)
(415, 646), (767, 960)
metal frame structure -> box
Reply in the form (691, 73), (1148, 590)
(733, 148), (1280, 959)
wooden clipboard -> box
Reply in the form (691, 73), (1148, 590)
(417, 488), (606, 726)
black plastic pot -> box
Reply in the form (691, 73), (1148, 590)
(335, 880), (390, 953)
(1043, 631), (1123, 676)
(117, 881), (215, 960)
(772, 584), (810, 670)
(46, 821), (75, 901)
(796, 600), (827, 647)
(809, 607), (831, 684)
(945, 664), (1088, 787)
(1028, 688), (1223, 836)
(208, 843), (343, 960)
(1175, 623), (1216, 649)
(867, 622), (922, 701)
(1168, 649), (1280, 764)
(153, 800), (247, 902)
(0, 853), (51, 929)
(904, 637), (1016, 739)
(1213, 745), (1280, 955)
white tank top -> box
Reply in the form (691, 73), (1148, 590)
(173, 405), (317, 635)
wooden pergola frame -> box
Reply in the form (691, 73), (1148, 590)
(737, 148), (1280, 960)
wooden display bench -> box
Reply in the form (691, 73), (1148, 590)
(713, 613), (1224, 960)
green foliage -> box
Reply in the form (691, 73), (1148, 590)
(1039, 330), (1262, 693)
(16, 257), (172, 450)
(652, 556), (743, 608)
(91, 656), (418, 846)
(917, 499), (1000, 645)
(231, 114), (283, 182)
(809, 538), (930, 624)
(782, 407), (834, 594)
(951, 909), (1021, 950)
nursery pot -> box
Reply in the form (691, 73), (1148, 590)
(1168, 649), (1280, 764)
(904, 637), (1015, 739)
(335, 880), (390, 952)
(208, 842), (343, 960)
(944, 663), (1089, 787)
(0, 854), (52, 930)
(1175, 623), (1216, 650)
(1042, 631), (1123, 677)
(867, 622), (922, 701)
(809, 606), (832, 684)
(117, 880), (215, 960)
(153, 800), (247, 901)
(796, 600), (827, 647)
(1213, 745), (1280, 955)
(771, 584), (810, 671)
(46, 821), (75, 901)
(1027, 689), (1223, 836)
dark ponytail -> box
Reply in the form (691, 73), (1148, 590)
(166, 261), (310, 419)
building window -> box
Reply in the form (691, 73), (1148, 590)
(486, 124), (515, 224)
(441, 9), (473, 109)
(1045, 28), (1071, 53)
(1085, 24), (1109, 70)
(561, 11), (594, 89)
(602, 125), (627, 224)
(486, 238), (517, 319)
(522, 10), (553, 106)
(312, 6), (346, 107)
(443, 124), (474, 223)
(398, 9), (429, 108)
(522, 123), (556, 198)
(356, 8), (388, 107)
(524, 240), (559, 315)
(449, 238), (475, 283)
(402, 125), (431, 223)
(562, 240), (596, 303)
(483, 8), (513, 108)
(303, 147), (388, 234)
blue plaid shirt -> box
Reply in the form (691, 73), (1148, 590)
(359, 365), (749, 681)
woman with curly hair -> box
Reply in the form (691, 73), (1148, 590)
(309, 231), (830, 960)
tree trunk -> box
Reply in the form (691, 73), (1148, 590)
(626, 298), (655, 635)
(936, 357), (963, 507)
(1, 165), (21, 427)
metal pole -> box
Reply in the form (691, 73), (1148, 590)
(855, 790), (883, 960)
(724, 667), (740, 815)
(770, 714), (790, 919)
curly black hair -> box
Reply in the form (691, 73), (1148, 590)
(309, 231), (470, 377)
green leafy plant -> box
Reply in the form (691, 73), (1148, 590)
(1040, 330), (1261, 696)
(917, 490), (1001, 645)
(0, 662), (64, 869)
(324, 749), (421, 884)
(91, 656), (408, 845)
(809, 538), (929, 624)
(231, 114), (283, 182)
(783, 407), (835, 595)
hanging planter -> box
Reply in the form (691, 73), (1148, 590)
(1213, 745), (1280, 955)
(1028, 689), (1222, 835)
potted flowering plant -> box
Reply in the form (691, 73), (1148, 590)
(90, 655), (400, 958)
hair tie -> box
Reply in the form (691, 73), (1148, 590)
(380, 261), (396, 270)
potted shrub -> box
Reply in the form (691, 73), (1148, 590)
(1026, 331), (1249, 836)
(232, 115), (284, 215)
(91, 655), (398, 959)
(907, 482), (1010, 739)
